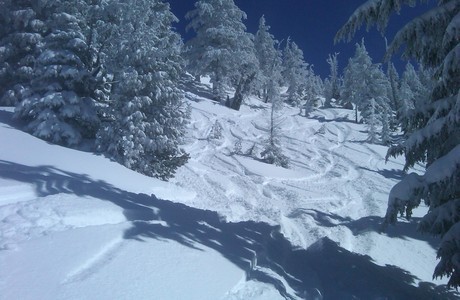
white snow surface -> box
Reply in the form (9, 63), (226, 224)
(1, 82), (458, 299)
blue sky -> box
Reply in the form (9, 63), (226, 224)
(167, 0), (434, 78)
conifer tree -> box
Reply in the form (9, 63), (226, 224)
(0, 0), (45, 106)
(260, 73), (289, 168)
(341, 40), (374, 123)
(97, 0), (189, 180)
(185, 0), (257, 102)
(387, 61), (400, 111)
(14, 0), (99, 146)
(282, 39), (309, 108)
(342, 40), (392, 142)
(303, 71), (323, 116)
(325, 52), (340, 107)
(337, 0), (460, 287)
(254, 15), (281, 103)
(366, 98), (379, 143)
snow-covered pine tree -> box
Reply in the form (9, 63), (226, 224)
(323, 78), (333, 108)
(282, 39), (309, 108)
(260, 74), (289, 168)
(0, 0), (45, 106)
(366, 98), (379, 143)
(342, 40), (392, 142)
(260, 49), (289, 168)
(77, 0), (118, 107)
(397, 63), (420, 136)
(254, 15), (282, 103)
(337, 0), (460, 288)
(384, 61), (400, 132)
(302, 68), (322, 117)
(97, 0), (189, 180)
(341, 40), (374, 123)
(325, 52), (340, 107)
(361, 64), (392, 143)
(185, 0), (258, 103)
(14, 0), (100, 146)
(386, 61), (400, 111)
(381, 106), (391, 145)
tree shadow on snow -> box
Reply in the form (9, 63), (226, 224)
(181, 80), (218, 103)
(310, 115), (356, 124)
(0, 108), (25, 129)
(0, 160), (457, 300)
(291, 209), (440, 251)
(359, 166), (406, 180)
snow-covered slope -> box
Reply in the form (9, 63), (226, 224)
(1, 83), (458, 299)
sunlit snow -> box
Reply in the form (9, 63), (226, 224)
(1, 80), (458, 299)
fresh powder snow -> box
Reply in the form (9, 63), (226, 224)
(1, 80), (458, 299)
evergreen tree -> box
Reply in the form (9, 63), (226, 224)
(97, 0), (189, 180)
(282, 39), (309, 108)
(381, 107), (391, 145)
(185, 0), (257, 102)
(387, 61), (400, 111)
(325, 52), (340, 107)
(260, 73), (289, 168)
(397, 63), (435, 138)
(259, 43), (289, 168)
(366, 98), (379, 143)
(14, 0), (99, 146)
(341, 40), (373, 123)
(254, 15), (281, 103)
(342, 40), (392, 142)
(397, 63), (419, 135)
(337, 0), (460, 287)
(323, 78), (333, 108)
(397, 79), (415, 136)
(0, 0), (45, 106)
(302, 69), (323, 116)
(384, 62), (399, 132)
(362, 64), (392, 143)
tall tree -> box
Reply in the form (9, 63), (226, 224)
(96, 0), (189, 180)
(0, 0), (46, 106)
(185, 0), (257, 102)
(260, 67), (289, 168)
(397, 62), (427, 136)
(282, 39), (309, 108)
(337, 0), (460, 288)
(386, 62), (399, 110)
(254, 15), (281, 103)
(362, 63), (392, 143)
(342, 40), (391, 142)
(325, 52), (340, 107)
(303, 71), (323, 116)
(341, 40), (374, 123)
(14, 0), (100, 146)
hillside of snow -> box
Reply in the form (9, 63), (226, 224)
(1, 81), (458, 299)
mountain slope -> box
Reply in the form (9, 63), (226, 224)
(0, 83), (458, 299)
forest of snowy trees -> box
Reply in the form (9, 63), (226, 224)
(337, 0), (460, 288)
(0, 0), (459, 289)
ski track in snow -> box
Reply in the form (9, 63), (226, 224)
(62, 238), (125, 284)
(1, 89), (455, 299)
(173, 97), (394, 257)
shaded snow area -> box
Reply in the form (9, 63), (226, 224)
(1, 82), (459, 299)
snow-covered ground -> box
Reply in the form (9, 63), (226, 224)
(1, 81), (458, 299)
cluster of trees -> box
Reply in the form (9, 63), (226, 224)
(337, 0), (460, 288)
(322, 39), (435, 146)
(184, 0), (322, 112)
(1, 0), (190, 179)
(184, 0), (324, 167)
(2, 0), (459, 290)
(1, 0), (322, 173)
